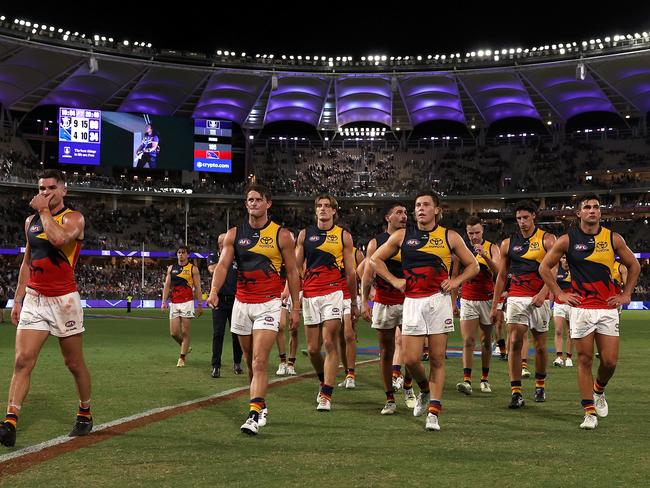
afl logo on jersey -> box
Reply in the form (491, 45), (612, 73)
(429, 237), (444, 247)
(406, 239), (420, 247)
(326, 234), (338, 243)
(30, 225), (43, 233)
(309, 235), (321, 242)
(574, 244), (589, 252)
(513, 245), (524, 252)
(260, 236), (273, 245)
(238, 238), (252, 246)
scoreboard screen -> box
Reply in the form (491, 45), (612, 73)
(58, 107), (101, 165)
(193, 119), (232, 173)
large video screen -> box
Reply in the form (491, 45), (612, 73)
(193, 119), (233, 173)
(58, 107), (233, 173)
(58, 107), (102, 165)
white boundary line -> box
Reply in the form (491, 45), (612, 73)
(0, 358), (378, 465)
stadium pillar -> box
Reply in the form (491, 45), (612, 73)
(478, 128), (485, 147)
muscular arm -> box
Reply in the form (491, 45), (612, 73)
(491, 240), (510, 310)
(485, 242), (501, 276)
(207, 228), (237, 307)
(40, 209), (84, 248)
(279, 229), (302, 329)
(10, 218), (33, 325)
(532, 232), (558, 306)
(612, 233), (640, 305)
(161, 265), (172, 308)
(342, 231), (358, 305)
(295, 229), (306, 271)
(370, 229), (406, 292)
(444, 231), (479, 292)
(192, 264), (203, 315)
(539, 234), (578, 305)
(361, 238), (378, 305)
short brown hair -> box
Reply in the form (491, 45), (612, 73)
(314, 193), (338, 211)
(244, 183), (272, 201)
(465, 215), (482, 227)
(38, 169), (65, 184)
(415, 190), (440, 207)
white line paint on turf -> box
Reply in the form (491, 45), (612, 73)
(0, 357), (379, 464)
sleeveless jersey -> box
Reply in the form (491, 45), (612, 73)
(303, 224), (346, 298)
(373, 232), (404, 305)
(170, 262), (195, 303)
(554, 267), (572, 304)
(27, 207), (81, 297)
(234, 220), (284, 304)
(401, 225), (452, 299)
(461, 239), (495, 301)
(508, 227), (548, 297)
(566, 226), (619, 309)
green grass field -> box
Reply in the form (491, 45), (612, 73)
(0, 309), (649, 487)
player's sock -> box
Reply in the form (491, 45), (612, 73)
(511, 380), (522, 395)
(417, 379), (430, 394)
(556, 352), (563, 358)
(428, 400), (442, 416)
(386, 391), (395, 402)
(481, 368), (489, 383)
(566, 353), (573, 359)
(346, 368), (355, 378)
(180, 353), (186, 360)
(279, 353), (287, 363)
(581, 399), (596, 416)
(463, 368), (471, 384)
(317, 372), (325, 384)
(404, 376), (413, 389)
(522, 360), (529, 370)
(321, 385), (334, 401)
(77, 401), (92, 420)
(497, 339), (506, 354)
(248, 397), (264, 422)
(3, 405), (19, 428)
(535, 373), (546, 389)
(391, 365), (402, 379)
(288, 357), (296, 366)
(593, 379), (607, 395)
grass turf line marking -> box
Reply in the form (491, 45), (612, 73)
(0, 357), (379, 476)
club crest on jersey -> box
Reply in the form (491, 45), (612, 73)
(326, 234), (338, 243)
(529, 242), (540, 250)
(30, 225), (43, 233)
(574, 244), (589, 251)
(309, 235), (320, 242)
(596, 241), (608, 251)
(238, 238), (252, 246)
(406, 239), (420, 246)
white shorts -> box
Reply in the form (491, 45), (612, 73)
(553, 302), (572, 320)
(402, 293), (454, 336)
(569, 308), (619, 339)
(460, 299), (493, 326)
(371, 303), (403, 330)
(505, 297), (551, 332)
(170, 300), (195, 319)
(302, 291), (343, 326)
(231, 298), (282, 336)
(18, 289), (84, 338)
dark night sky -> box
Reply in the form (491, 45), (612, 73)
(2, 5), (649, 57)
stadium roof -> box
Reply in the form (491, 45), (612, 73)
(0, 34), (648, 131)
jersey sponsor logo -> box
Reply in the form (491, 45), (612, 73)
(309, 235), (321, 242)
(574, 244), (589, 251)
(429, 237), (444, 247)
(30, 225), (43, 233)
(326, 234), (338, 243)
(260, 236), (274, 245)
(406, 239), (420, 246)
(238, 238), (252, 246)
